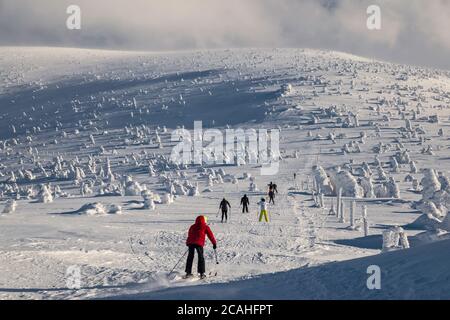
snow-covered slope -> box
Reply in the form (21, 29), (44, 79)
(1, 47), (450, 300)
(115, 238), (450, 300)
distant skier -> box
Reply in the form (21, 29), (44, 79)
(240, 194), (250, 213)
(268, 182), (278, 194)
(257, 198), (269, 222)
(268, 190), (275, 204)
(267, 181), (277, 204)
(185, 215), (217, 279)
(219, 198), (231, 223)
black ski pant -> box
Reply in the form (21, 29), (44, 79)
(185, 244), (205, 275)
(269, 195), (275, 204)
(221, 209), (228, 222)
(242, 204), (249, 213)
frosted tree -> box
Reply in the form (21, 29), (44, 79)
(421, 169), (441, 201)
(161, 193), (174, 204)
(124, 176), (145, 196)
(143, 192), (156, 210)
(207, 176), (214, 187)
(438, 172), (450, 192)
(188, 183), (200, 197)
(382, 227), (409, 252)
(331, 170), (364, 198)
(80, 182), (93, 196)
(312, 165), (334, 195)
(249, 182), (258, 192)
(410, 161), (418, 174)
(2, 199), (17, 214)
(175, 183), (187, 196)
(105, 158), (115, 182)
(9, 171), (16, 183)
(38, 184), (53, 203)
(391, 157), (400, 173)
(360, 176), (375, 198)
(148, 164), (156, 177)
(386, 177), (401, 199)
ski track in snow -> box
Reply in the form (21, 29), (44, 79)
(1, 47), (449, 299)
(0, 173), (371, 299)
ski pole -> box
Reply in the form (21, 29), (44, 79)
(214, 249), (219, 265)
(168, 249), (189, 276)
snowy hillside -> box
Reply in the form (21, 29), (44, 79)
(1, 47), (450, 300)
(115, 238), (450, 300)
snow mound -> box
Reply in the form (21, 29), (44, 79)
(405, 214), (445, 231)
(331, 170), (364, 198)
(414, 230), (450, 244)
(2, 200), (17, 214)
(70, 203), (122, 215)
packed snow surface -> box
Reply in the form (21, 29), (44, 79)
(1, 47), (450, 299)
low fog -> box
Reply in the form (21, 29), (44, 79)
(1, 0), (450, 69)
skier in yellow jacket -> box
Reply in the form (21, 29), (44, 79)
(257, 198), (269, 222)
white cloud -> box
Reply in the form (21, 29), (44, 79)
(1, 0), (449, 69)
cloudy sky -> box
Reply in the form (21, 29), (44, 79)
(1, 0), (450, 69)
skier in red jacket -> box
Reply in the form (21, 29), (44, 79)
(185, 215), (217, 279)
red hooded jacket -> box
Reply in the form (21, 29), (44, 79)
(186, 216), (217, 247)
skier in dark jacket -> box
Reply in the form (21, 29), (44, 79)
(268, 182), (279, 194)
(240, 194), (250, 213)
(268, 190), (275, 204)
(219, 198), (231, 223)
(185, 215), (217, 279)
(268, 182), (277, 204)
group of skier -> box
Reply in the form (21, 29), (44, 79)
(218, 181), (278, 223)
(182, 181), (279, 279)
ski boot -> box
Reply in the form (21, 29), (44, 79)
(200, 273), (207, 280)
(183, 273), (194, 279)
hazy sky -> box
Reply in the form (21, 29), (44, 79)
(1, 0), (450, 69)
